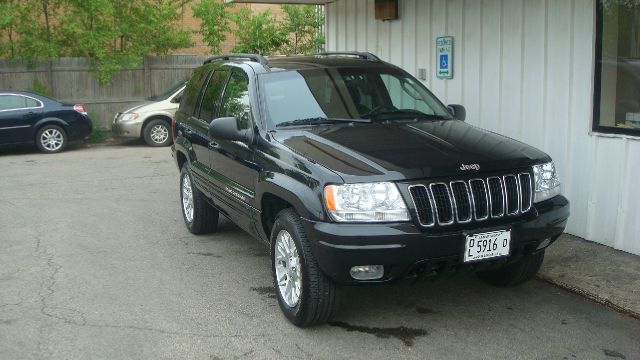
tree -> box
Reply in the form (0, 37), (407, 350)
(281, 5), (324, 55)
(0, 0), (194, 83)
(191, 0), (231, 55)
(230, 8), (288, 55)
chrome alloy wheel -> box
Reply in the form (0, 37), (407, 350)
(150, 124), (169, 144)
(41, 128), (64, 151)
(182, 173), (194, 223)
(275, 229), (302, 307)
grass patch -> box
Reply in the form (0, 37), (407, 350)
(87, 112), (113, 144)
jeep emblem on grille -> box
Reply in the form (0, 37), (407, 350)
(460, 163), (480, 171)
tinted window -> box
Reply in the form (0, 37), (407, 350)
(179, 68), (210, 116)
(220, 71), (251, 130)
(261, 68), (450, 126)
(0, 95), (39, 111)
(25, 97), (39, 108)
(594, 0), (640, 136)
(380, 74), (436, 115)
(198, 70), (229, 122)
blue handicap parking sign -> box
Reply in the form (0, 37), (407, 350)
(440, 54), (449, 69)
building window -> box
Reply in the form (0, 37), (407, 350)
(594, 1), (640, 136)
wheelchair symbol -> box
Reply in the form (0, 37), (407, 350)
(440, 54), (449, 69)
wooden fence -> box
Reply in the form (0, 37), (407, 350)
(0, 56), (209, 129)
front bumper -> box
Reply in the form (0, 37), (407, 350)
(112, 114), (143, 138)
(302, 195), (570, 285)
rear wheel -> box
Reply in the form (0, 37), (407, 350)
(180, 165), (219, 234)
(36, 125), (67, 153)
(143, 119), (171, 147)
(270, 208), (339, 327)
(477, 250), (545, 287)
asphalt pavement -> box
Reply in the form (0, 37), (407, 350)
(1, 142), (639, 360)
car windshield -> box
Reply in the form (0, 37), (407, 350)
(261, 67), (452, 127)
(147, 79), (186, 101)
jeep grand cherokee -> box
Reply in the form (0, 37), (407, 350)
(171, 52), (570, 327)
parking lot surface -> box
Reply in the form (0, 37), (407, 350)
(1, 143), (639, 360)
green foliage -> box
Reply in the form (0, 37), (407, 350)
(191, 0), (231, 55)
(192, 3), (325, 56)
(281, 5), (325, 55)
(28, 79), (51, 97)
(87, 111), (110, 143)
(230, 8), (288, 55)
(0, 0), (193, 83)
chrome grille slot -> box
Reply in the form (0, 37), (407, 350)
(487, 177), (505, 218)
(408, 172), (532, 227)
(450, 181), (472, 223)
(503, 175), (520, 216)
(469, 179), (489, 220)
(518, 173), (533, 212)
(429, 183), (454, 225)
(408, 185), (435, 226)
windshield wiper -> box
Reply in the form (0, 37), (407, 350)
(361, 106), (451, 121)
(276, 117), (371, 127)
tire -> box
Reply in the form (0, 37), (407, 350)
(477, 250), (545, 287)
(36, 125), (67, 153)
(143, 119), (172, 147)
(179, 165), (219, 234)
(270, 208), (339, 327)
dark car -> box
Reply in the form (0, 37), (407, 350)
(171, 52), (570, 327)
(0, 90), (93, 153)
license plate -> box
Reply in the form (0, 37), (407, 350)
(464, 230), (511, 263)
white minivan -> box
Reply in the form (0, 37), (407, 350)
(112, 80), (186, 147)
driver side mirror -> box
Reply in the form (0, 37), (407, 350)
(447, 104), (466, 121)
(208, 117), (253, 143)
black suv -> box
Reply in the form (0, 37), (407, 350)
(171, 52), (570, 327)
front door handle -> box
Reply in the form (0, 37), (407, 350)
(184, 128), (194, 136)
(208, 141), (219, 149)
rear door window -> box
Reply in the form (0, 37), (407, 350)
(198, 70), (230, 122)
(179, 68), (210, 116)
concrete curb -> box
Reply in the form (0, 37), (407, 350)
(537, 274), (640, 321)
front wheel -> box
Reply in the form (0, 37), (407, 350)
(143, 119), (171, 147)
(179, 166), (219, 234)
(477, 250), (545, 287)
(270, 208), (339, 327)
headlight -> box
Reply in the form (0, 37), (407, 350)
(532, 162), (561, 203)
(324, 182), (410, 222)
(120, 113), (139, 121)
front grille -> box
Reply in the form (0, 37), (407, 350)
(430, 183), (454, 225)
(409, 173), (533, 227)
(409, 185), (435, 226)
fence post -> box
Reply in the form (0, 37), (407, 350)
(47, 60), (55, 98)
(143, 56), (151, 98)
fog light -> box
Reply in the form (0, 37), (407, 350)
(350, 265), (384, 280)
(536, 237), (552, 250)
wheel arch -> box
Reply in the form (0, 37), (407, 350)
(140, 115), (172, 139)
(258, 175), (326, 241)
(33, 117), (70, 139)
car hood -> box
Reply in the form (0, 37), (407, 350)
(272, 120), (550, 182)
(120, 100), (177, 114)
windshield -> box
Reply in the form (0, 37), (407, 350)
(261, 68), (451, 127)
(147, 79), (187, 101)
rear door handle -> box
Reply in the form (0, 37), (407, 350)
(208, 141), (219, 149)
(184, 129), (194, 136)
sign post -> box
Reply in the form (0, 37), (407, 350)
(436, 36), (454, 80)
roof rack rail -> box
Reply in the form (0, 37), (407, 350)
(315, 51), (380, 62)
(204, 53), (268, 66)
